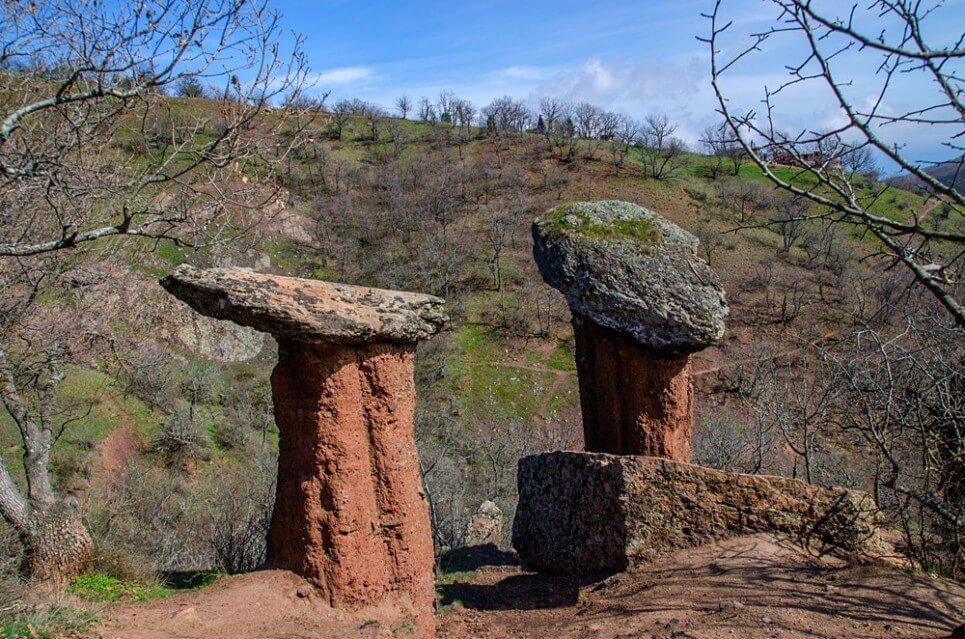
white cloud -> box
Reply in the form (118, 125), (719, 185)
(312, 66), (375, 86)
(489, 66), (550, 82)
(535, 56), (705, 108)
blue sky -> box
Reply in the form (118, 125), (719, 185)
(274, 0), (965, 169)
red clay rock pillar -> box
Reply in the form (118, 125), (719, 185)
(160, 265), (447, 639)
(533, 201), (729, 461)
(268, 339), (434, 631)
(572, 314), (693, 459)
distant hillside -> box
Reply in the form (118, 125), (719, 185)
(887, 157), (963, 193)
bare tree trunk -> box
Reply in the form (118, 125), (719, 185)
(21, 498), (93, 589)
(0, 346), (93, 588)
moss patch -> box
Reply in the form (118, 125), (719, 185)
(540, 203), (661, 245)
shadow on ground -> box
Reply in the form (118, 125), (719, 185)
(437, 535), (965, 639)
(439, 544), (518, 573)
(437, 544), (615, 612)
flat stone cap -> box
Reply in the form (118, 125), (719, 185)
(160, 265), (447, 344)
(533, 201), (728, 354)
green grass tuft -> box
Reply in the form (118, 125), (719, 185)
(68, 572), (175, 602)
(0, 607), (97, 639)
(67, 570), (220, 604)
(155, 240), (187, 268)
(546, 339), (576, 371)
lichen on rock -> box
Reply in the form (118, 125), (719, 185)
(533, 200), (728, 354)
(159, 264), (447, 344)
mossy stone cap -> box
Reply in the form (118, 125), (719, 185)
(533, 200), (728, 353)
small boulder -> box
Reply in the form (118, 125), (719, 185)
(464, 500), (503, 547)
(172, 607), (199, 624)
(532, 201), (728, 354)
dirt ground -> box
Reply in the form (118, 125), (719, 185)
(92, 535), (965, 639)
(91, 570), (425, 639)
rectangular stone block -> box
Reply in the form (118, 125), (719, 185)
(512, 451), (880, 574)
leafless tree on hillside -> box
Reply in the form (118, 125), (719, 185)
(772, 194), (810, 252)
(573, 102), (602, 139)
(704, 0), (965, 324)
(0, 0), (310, 259)
(542, 163), (571, 198)
(538, 98), (571, 133)
(437, 90), (457, 125)
(485, 205), (510, 291)
(483, 96), (532, 134)
(701, 121), (745, 179)
(395, 95), (412, 119)
(831, 293), (964, 575)
(615, 116), (643, 154)
(718, 178), (774, 224)
(361, 102), (387, 141)
(545, 123), (575, 163)
(329, 100), (352, 139)
(0, 0), (310, 588)
(695, 225), (724, 266)
(452, 99), (476, 136)
(640, 113), (689, 179)
(597, 110), (622, 141)
(418, 96), (436, 123)
(572, 102), (604, 159)
(603, 115), (640, 169)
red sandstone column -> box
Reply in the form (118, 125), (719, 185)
(161, 266), (446, 639)
(268, 339), (435, 638)
(572, 314), (693, 461)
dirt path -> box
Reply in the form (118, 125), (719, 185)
(917, 197), (943, 224)
(535, 374), (567, 421)
(463, 359), (575, 377)
(97, 426), (140, 481)
(92, 535), (965, 639)
(461, 359), (576, 423)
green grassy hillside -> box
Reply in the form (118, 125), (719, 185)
(2, 97), (953, 609)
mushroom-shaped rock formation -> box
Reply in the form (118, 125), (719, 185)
(533, 201), (728, 460)
(160, 265), (446, 639)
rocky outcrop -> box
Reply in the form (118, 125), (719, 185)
(512, 452), (880, 574)
(532, 201), (728, 460)
(174, 312), (265, 362)
(161, 266), (446, 639)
